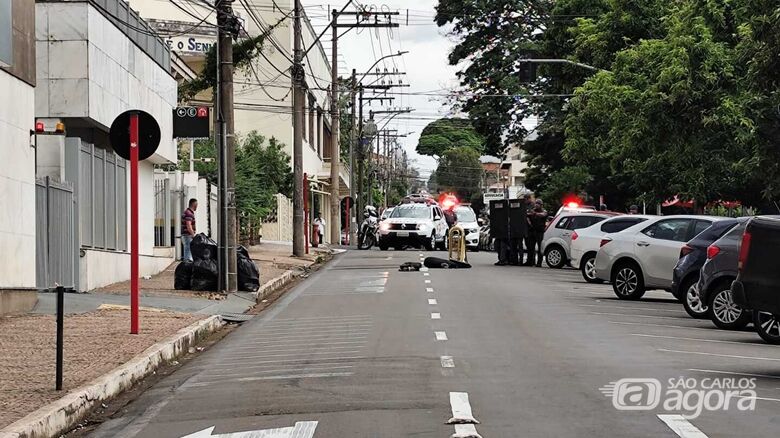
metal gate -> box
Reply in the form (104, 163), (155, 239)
(36, 177), (77, 290)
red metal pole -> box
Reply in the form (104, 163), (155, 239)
(345, 197), (350, 245)
(129, 113), (139, 334)
(303, 173), (309, 254)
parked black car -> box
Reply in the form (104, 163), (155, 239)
(696, 221), (752, 329)
(672, 218), (742, 318)
(732, 216), (780, 344)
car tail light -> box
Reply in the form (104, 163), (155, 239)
(571, 231), (578, 241)
(680, 244), (694, 258)
(738, 230), (752, 272)
(706, 245), (720, 259)
(600, 237), (612, 247)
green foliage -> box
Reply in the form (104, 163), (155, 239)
(434, 146), (483, 200)
(235, 132), (293, 225)
(178, 139), (218, 183)
(416, 118), (485, 157)
(538, 166), (593, 211)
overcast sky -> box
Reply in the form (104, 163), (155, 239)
(303, 0), (460, 179)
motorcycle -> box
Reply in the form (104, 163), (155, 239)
(358, 213), (379, 250)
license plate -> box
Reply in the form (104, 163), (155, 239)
(396, 231), (409, 237)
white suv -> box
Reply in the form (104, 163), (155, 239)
(570, 215), (653, 283)
(378, 203), (449, 251)
(594, 215), (726, 300)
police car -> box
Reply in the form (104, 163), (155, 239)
(378, 203), (449, 250)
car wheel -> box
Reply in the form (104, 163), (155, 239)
(709, 287), (751, 330)
(754, 311), (780, 344)
(611, 262), (646, 300)
(580, 254), (603, 284)
(682, 278), (708, 319)
(424, 234), (435, 251)
(544, 245), (566, 269)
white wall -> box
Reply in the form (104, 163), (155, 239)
(80, 249), (173, 291)
(0, 70), (36, 289)
(35, 2), (178, 164)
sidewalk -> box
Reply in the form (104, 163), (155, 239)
(0, 241), (328, 435)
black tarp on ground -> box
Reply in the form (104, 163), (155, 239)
(237, 245), (260, 292)
(191, 258), (218, 291)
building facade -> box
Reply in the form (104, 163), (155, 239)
(0, 0), (37, 313)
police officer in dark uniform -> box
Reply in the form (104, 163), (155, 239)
(508, 196), (528, 265)
(489, 199), (510, 265)
(525, 199), (548, 266)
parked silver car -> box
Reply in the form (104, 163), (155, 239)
(542, 212), (620, 269)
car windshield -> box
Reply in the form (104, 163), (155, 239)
(455, 208), (477, 222)
(390, 206), (430, 219)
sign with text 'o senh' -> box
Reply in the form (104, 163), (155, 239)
(109, 110), (161, 161)
(173, 106), (210, 139)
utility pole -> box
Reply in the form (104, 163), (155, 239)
(349, 69), (357, 244)
(292, 0), (305, 256)
(329, 9), (341, 245)
(357, 86), (365, 217)
(217, 0), (237, 292)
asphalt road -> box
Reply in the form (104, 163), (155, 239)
(89, 249), (780, 437)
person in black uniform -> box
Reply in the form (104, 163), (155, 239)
(489, 199), (510, 266)
(525, 199), (548, 266)
(507, 196), (528, 265)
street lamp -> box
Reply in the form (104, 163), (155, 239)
(358, 51), (409, 84)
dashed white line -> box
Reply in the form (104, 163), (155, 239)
(423, 272), (430, 276)
(428, 298), (438, 305)
(421, 267), (429, 272)
(657, 414), (708, 438)
(431, 312), (441, 319)
(447, 392), (480, 424)
(452, 424), (483, 438)
(425, 279), (431, 283)
(435, 331), (448, 341)
(426, 287), (434, 292)
(440, 356), (455, 368)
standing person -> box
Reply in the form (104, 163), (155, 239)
(629, 204), (639, 214)
(181, 198), (197, 262)
(527, 199), (548, 267)
(313, 212), (325, 245)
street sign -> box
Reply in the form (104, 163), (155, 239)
(483, 192), (505, 203)
(110, 110), (161, 160)
(173, 106), (210, 138)
(109, 110), (160, 335)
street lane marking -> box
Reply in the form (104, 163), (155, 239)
(188, 372), (354, 387)
(428, 298), (438, 305)
(181, 421), (318, 438)
(204, 356), (367, 367)
(431, 312), (441, 319)
(238, 339), (367, 348)
(269, 315), (372, 322)
(261, 321), (374, 329)
(419, 253), (424, 256)
(632, 333), (778, 347)
(224, 345), (365, 355)
(424, 272), (430, 276)
(426, 287), (434, 292)
(578, 303), (684, 313)
(425, 279), (431, 283)
(197, 366), (354, 379)
(659, 349), (780, 362)
(441, 356), (455, 368)
(247, 330), (371, 339)
(609, 321), (724, 333)
(689, 368), (780, 380)
(435, 331), (448, 341)
(421, 267), (429, 272)
(447, 392), (480, 424)
(592, 312), (687, 320)
(223, 350), (363, 360)
(657, 414), (708, 438)
(452, 424), (483, 438)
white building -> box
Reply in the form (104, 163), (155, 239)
(35, 0), (178, 291)
(127, 0), (350, 243)
(0, 0), (37, 314)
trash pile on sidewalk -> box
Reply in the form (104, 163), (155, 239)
(175, 234), (260, 292)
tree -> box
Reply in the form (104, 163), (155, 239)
(416, 118), (484, 157)
(235, 132), (293, 224)
(434, 146), (483, 200)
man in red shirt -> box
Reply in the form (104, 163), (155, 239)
(181, 198), (197, 261)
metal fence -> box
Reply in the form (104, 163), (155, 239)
(36, 177), (77, 290)
(79, 143), (127, 251)
(154, 178), (173, 246)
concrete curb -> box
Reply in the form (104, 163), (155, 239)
(252, 270), (295, 301)
(0, 316), (224, 438)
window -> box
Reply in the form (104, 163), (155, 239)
(641, 219), (692, 242)
(391, 206), (430, 219)
(568, 215), (605, 230)
(555, 217), (571, 229)
(600, 218), (648, 233)
(690, 219), (714, 240)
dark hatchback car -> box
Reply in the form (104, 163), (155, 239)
(672, 218), (741, 316)
(732, 216), (780, 344)
(697, 221), (752, 330)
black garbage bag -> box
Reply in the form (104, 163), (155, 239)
(191, 233), (218, 261)
(191, 258), (218, 291)
(423, 257), (471, 269)
(237, 246), (260, 292)
(174, 261), (193, 290)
